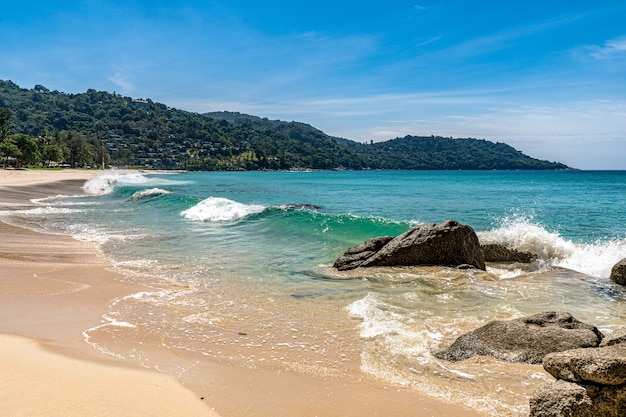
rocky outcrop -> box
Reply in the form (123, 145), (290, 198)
(333, 219), (485, 271)
(435, 312), (602, 364)
(610, 258), (626, 286)
(529, 328), (626, 417)
(481, 243), (537, 263)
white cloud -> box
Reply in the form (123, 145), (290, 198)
(108, 72), (135, 94)
(589, 36), (626, 59)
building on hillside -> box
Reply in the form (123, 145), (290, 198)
(132, 99), (150, 109)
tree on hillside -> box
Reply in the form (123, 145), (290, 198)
(0, 108), (12, 141)
(10, 133), (40, 167)
(38, 130), (64, 167)
(0, 138), (21, 168)
(63, 130), (95, 168)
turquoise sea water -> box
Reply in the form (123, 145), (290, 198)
(5, 170), (626, 416)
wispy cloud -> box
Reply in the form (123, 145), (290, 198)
(415, 35), (442, 48)
(108, 72), (135, 94)
(437, 12), (584, 61)
(588, 36), (626, 59)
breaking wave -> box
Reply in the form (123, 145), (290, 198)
(478, 216), (626, 279)
(82, 171), (150, 195)
(181, 197), (266, 222)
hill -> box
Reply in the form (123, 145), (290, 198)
(0, 80), (569, 170)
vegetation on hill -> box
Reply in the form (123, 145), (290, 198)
(0, 80), (569, 170)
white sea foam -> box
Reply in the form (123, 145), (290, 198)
(67, 223), (143, 247)
(130, 188), (171, 201)
(349, 293), (439, 360)
(181, 197), (265, 222)
(478, 217), (626, 279)
(0, 206), (84, 217)
(555, 239), (626, 279)
(478, 217), (576, 260)
(31, 194), (91, 205)
(82, 171), (150, 195)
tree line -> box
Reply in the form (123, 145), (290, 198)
(0, 108), (105, 168)
(0, 80), (569, 171)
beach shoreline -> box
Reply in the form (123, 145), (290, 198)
(0, 168), (486, 417)
(0, 169), (220, 417)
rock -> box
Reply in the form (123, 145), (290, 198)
(435, 312), (602, 364)
(334, 219), (485, 271)
(333, 236), (394, 271)
(530, 380), (626, 417)
(601, 328), (626, 347)
(281, 204), (321, 211)
(529, 325), (626, 416)
(543, 344), (626, 385)
(529, 380), (596, 417)
(481, 243), (537, 263)
(610, 258), (626, 286)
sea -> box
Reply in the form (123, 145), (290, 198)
(4, 170), (626, 416)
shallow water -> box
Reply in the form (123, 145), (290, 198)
(3, 170), (626, 416)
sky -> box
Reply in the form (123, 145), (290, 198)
(2, 1), (626, 169)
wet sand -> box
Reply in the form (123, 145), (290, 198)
(0, 169), (485, 417)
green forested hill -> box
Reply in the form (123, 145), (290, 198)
(0, 80), (568, 170)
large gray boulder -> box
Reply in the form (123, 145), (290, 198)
(333, 219), (485, 271)
(610, 258), (626, 286)
(543, 344), (626, 386)
(529, 380), (626, 417)
(435, 312), (602, 364)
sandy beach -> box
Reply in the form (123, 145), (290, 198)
(0, 169), (485, 417)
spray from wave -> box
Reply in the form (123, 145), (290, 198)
(181, 197), (266, 222)
(478, 216), (626, 279)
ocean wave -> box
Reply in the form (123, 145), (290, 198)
(31, 194), (91, 206)
(478, 216), (576, 260)
(130, 188), (172, 202)
(181, 197), (266, 222)
(82, 171), (150, 195)
(0, 206), (84, 217)
(479, 216), (626, 279)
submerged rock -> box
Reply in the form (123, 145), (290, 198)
(481, 243), (537, 263)
(435, 312), (602, 364)
(333, 219), (485, 271)
(610, 258), (626, 286)
(280, 203), (321, 211)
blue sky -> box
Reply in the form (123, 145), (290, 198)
(2, 1), (626, 169)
